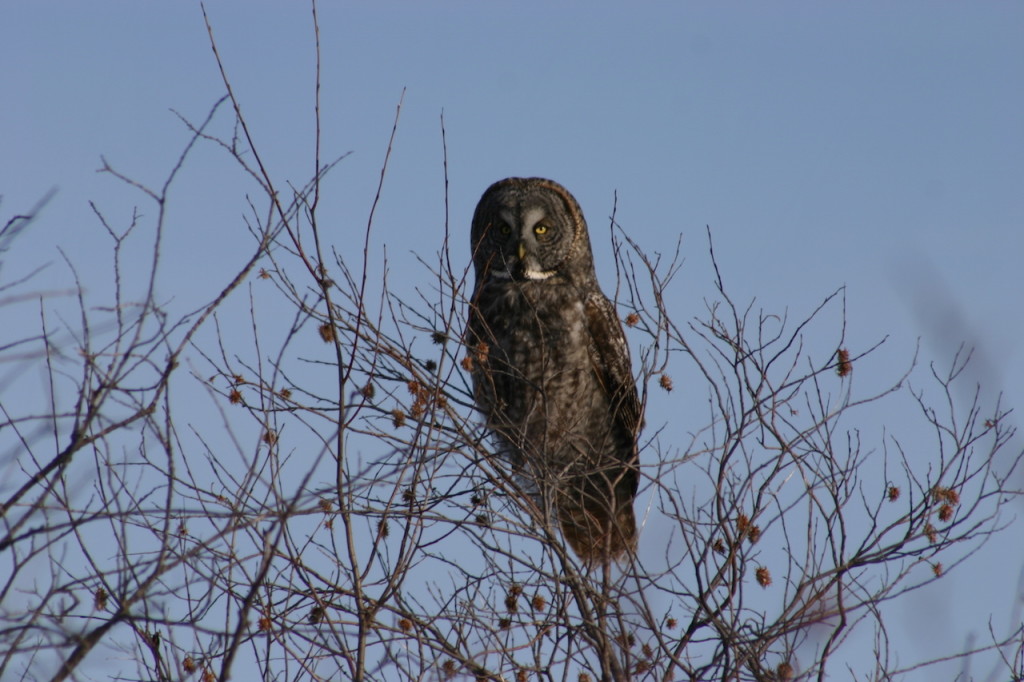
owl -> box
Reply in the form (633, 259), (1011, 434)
(466, 177), (641, 563)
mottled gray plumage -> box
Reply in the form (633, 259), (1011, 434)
(466, 177), (641, 563)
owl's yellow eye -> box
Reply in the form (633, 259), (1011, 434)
(534, 224), (548, 235)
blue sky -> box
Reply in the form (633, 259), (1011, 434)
(2, 3), (1022, 679)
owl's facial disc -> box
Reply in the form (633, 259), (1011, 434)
(484, 206), (561, 282)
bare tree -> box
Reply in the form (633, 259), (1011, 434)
(1, 7), (1021, 682)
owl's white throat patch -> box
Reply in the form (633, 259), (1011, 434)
(489, 267), (555, 281)
(522, 267), (556, 281)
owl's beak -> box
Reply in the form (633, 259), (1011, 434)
(517, 241), (526, 260)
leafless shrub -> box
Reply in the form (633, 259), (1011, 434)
(1, 7), (1020, 682)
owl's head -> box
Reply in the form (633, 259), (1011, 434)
(471, 177), (596, 285)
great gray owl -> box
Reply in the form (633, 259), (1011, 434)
(466, 177), (641, 563)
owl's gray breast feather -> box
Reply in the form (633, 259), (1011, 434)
(469, 277), (639, 479)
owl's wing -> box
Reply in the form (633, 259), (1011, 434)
(584, 293), (642, 442)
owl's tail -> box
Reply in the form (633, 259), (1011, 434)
(557, 483), (638, 564)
